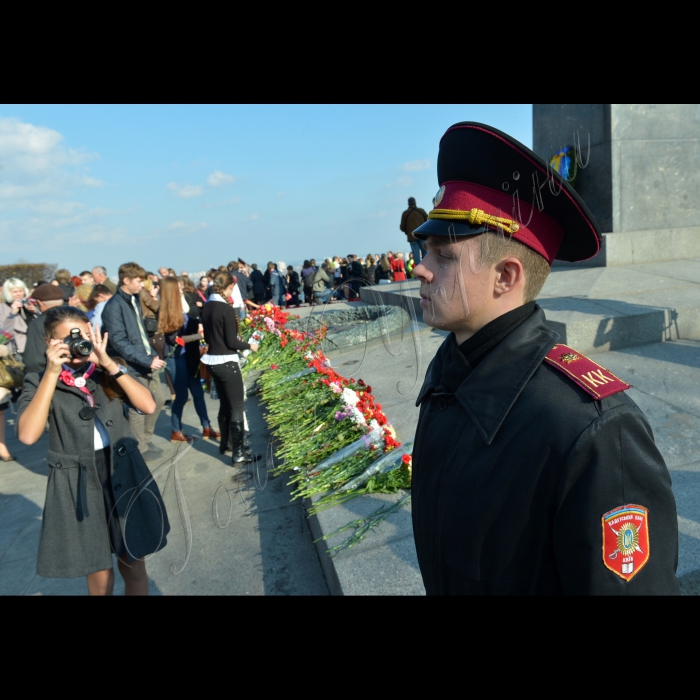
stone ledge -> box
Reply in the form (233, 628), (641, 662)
(553, 227), (700, 269)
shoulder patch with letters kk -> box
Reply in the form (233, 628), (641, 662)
(544, 343), (631, 399)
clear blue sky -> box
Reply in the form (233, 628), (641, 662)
(0, 104), (532, 276)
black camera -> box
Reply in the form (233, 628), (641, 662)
(64, 328), (94, 358)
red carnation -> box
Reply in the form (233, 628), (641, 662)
(271, 364), (279, 370)
(175, 337), (185, 347)
(401, 454), (412, 464)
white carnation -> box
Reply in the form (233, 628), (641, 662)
(342, 387), (360, 407)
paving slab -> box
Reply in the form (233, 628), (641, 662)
(0, 380), (328, 596)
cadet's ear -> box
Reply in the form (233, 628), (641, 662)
(493, 257), (525, 299)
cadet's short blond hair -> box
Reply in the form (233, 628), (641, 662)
(474, 232), (551, 303)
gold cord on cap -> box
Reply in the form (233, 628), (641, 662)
(428, 207), (520, 234)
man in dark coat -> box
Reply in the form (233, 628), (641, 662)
(100, 262), (166, 462)
(249, 264), (266, 304)
(21, 284), (65, 374)
(400, 197), (429, 263)
(410, 122), (679, 595)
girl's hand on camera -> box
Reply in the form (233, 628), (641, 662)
(46, 340), (70, 376)
(249, 342), (259, 353)
(88, 324), (111, 368)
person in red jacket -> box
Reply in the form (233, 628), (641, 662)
(390, 252), (407, 282)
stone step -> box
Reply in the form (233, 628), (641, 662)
(360, 258), (700, 354)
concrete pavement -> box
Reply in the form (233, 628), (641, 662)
(0, 380), (328, 596)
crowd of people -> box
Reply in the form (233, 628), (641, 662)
(0, 252), (421, 460)
(0, 250), (417, 594)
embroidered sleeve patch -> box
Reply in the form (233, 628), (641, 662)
(602, 505), (650, 581)
(544, 344), (632, 399)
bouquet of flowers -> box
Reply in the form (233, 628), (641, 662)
(240, 302), (413, 550)
(0, 331), (13, 346)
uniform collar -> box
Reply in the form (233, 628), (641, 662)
(416, 305), (559, 445)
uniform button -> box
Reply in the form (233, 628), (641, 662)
(114, 483), (122, 491)
(437, 397), (447, 411)
(117, 446), (127, 456)
(94, 404), (101, 410)
(55, 462), (62, 468)
(106, 420), (114, 427)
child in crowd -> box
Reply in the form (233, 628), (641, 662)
(17, 306), (169, 595)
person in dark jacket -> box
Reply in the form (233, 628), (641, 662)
(365, 255), (377, 285)
(54, 268), (76, 303)
(400, 197), (429, 263)
(20, 284), (65, 375)
(347, 255), (364, 300)
(229, 261), (254, 307)
(100, 262), (166, 462)
(200, 272), (259, 464)
(286, 266), (301, 307)
(250, 264), (266, 304)
(409, 122), (679, 595)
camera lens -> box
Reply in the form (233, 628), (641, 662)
(74, 340), (94, 357)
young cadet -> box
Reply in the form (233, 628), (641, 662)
(410, 122), (679, 595)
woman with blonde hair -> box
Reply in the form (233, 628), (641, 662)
(159, 277), (218, 442)
(0, 277), (36, 354)
(376, 254), (391, 284)
(390, 251), (407, 282)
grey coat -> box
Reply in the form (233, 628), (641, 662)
(17, 371), (170, 578)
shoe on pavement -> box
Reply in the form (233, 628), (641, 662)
(203, 427), (221, 440)
(146, 444), (163, 457)
(170, 431), (193, 443)
(142, 449), (163, 462)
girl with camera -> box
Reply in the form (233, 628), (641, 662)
(16, 306), (169, 595)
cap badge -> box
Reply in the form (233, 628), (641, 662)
(602, 504), (650, 581)
(433, 185), (445, 207)
(74, 377), (87, 388)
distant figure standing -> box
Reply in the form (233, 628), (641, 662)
(250, 264), (266, 304)
(391, 251), (407, 282)
(286, 266), (301, 307)
(400, 197), (429, 263)
(92, 266), (117, 294)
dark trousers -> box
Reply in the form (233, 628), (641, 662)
(208, 361), (245, 446)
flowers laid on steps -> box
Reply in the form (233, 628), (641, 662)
(239, 303), (413, 552)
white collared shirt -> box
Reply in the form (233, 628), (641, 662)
(62, 364), (111, 450)
(200, 293), (239, 365)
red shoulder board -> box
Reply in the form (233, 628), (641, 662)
(544, 344), (632, 399)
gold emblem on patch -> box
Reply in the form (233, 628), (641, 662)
(560, 353), (581, 364)
(434, 185), (445, 207)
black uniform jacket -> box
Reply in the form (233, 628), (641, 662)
(412, 306), (679, 595)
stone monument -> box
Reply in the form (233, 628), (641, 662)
(533, 104), (700, 266)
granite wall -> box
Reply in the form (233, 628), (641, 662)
(533, 104), (613, 233)
(533, 104), (700, 265)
